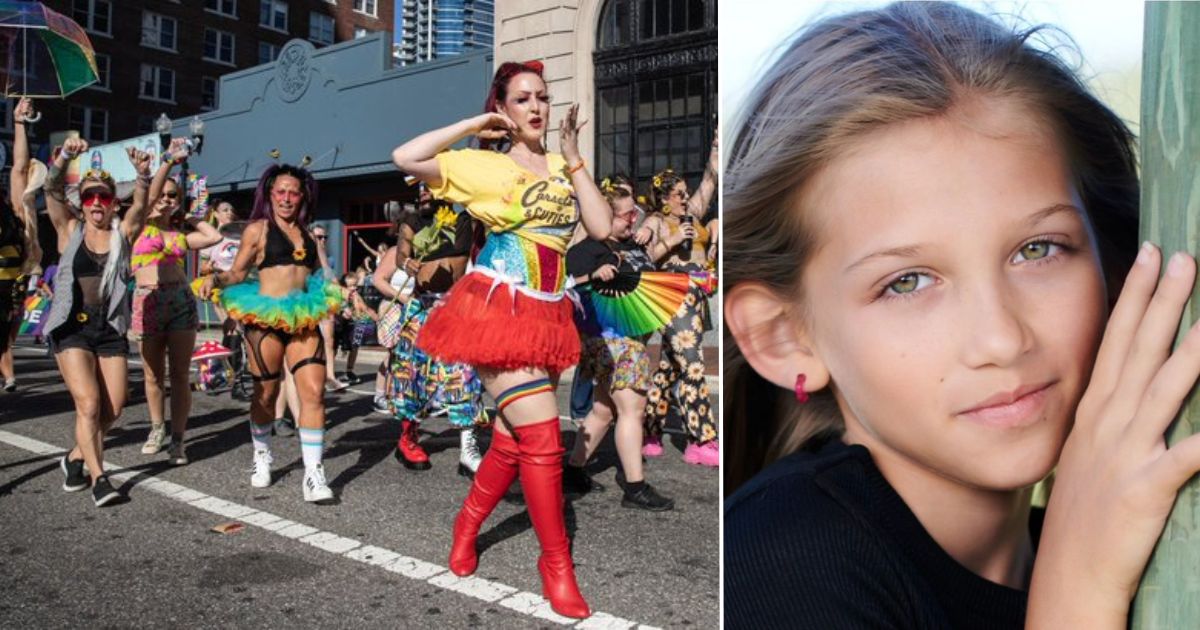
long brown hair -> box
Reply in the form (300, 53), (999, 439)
(723, 2), (1139, 494)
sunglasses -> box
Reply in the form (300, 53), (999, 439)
(81, 190), (115, 205)
(272, 189), (303, 200)
(313, 234), (327, 240)
(616, 210), (639, 222)
(671, 189), (689, 199)
(163, 191), (179, 200)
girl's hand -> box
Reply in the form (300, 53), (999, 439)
(60, 137), (88, 161)
(403, 257), (421, 276)
(559, 103), (586, 165)
(164, 137), (191, 164)
(1029, 245), (1200, 625)
(196, 275), (216, 300)
(472, 112), (517, 141)
(126, 147), (153, 175)
(666, 223), (697, 248)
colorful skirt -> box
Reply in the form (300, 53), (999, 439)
(220, 275), (343, 333)
(416, 271), (579, 374)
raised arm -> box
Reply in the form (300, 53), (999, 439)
(559, 103), (610, 240)
(372, 245), (399, 299)
(184, 216), (222, 250)
(121, 146), (155, 242)
(686, 134), (719, 219)
(355, 234), (381, 259)
(392, 113), (515, 184)
(201, 220), (263, 298)
(45, 138), (87, 253)
(10, 98), (41, 272)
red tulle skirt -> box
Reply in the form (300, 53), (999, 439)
(416, 272), (580, 374)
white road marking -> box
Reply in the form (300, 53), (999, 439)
(0, 428), (647, 629)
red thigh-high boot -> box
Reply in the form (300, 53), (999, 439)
(514, 418), (591, 619)
(449, 425), (520, 576)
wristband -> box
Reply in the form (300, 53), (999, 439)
(566, 159), (586, 174)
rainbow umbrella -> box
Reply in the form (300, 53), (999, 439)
(0, 1), (98, 101)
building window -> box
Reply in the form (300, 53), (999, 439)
(139, 64), (176, 102)
(73, 0), (112, 36)
(142, 12), (178, 51)
(204, 29), (236, 65)
(69, 105), (108, 143)
(258, 42), (280, 65)
(0, 101), (11, 133)
(594, 0), (716, 188)
(353, 0), (378, 17)
(309, 13), (335, 45)
(87, 53), (110, 91)
(137, 115), (156, 134)
(201, 77), (219, 110)
(205, 0), (236, 17)
(354, 27), (368, 39)
(259, 0), (288, 32)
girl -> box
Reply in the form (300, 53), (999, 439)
(723, 3), (1200, 628)
(44, 135), (153, 507)
(391, 60), (610, 619)
(638, 142), (720, 466)
(198, 164), (343, 504)
(135, 139), (222, 464)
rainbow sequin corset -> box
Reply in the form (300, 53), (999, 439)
(474, 231), (567, 298)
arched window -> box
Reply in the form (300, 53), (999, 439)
(594, 0), (716, 199)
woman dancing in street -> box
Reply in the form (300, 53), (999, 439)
(136, 140), (222, 463)
(198, 164), (343, 504)
(637, 146), (720, 466)
(44, 135), (153, 507)
(563, 177), (674, 511)
(392, 60), (610, 618)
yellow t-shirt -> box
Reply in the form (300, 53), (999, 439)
(432, 149), (578, 253)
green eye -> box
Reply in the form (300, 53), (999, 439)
(888, 273), (921, 294)
(1014, 241), (1059, 262)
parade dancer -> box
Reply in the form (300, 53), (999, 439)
(1, 98), (42, 392)
(198, 164), (343, 504)
(638, 145), (720, 466)
(135, 139), (222, 464)
(392, 60), (611, 619)
(372, 184), (488, 476)
(563, 178), (674, 511)
(44, 135), (153, 507)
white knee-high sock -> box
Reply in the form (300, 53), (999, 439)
(249, 420), (272, 452)
(298, 427), (324, 470)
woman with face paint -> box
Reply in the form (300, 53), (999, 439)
(392, 60), (611, 619)
(43, 136), (153, 507)
(197, 164), (343, 505)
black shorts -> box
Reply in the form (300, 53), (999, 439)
(50, 306), (129, 357)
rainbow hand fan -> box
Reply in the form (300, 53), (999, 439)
(583, 271), (691, 337)
(688, 270), (718, 296)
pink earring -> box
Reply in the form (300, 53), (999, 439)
(794, 373), (809, 404)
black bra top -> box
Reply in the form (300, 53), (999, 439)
(260, 220), (318, 270)
(73, 239), (107, 278)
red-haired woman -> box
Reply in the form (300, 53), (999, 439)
(392, 60), (610, 619)
(198, 164), (343, 504)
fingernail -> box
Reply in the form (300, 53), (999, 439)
(1137, 241), (1154, 265)
(1168, 252), (1188, 277)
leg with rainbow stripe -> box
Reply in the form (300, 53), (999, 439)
(449, 372), (590, 619)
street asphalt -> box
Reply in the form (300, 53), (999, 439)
(0, 342), (719, 629)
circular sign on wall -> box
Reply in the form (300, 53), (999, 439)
(276, 39), (316, 103)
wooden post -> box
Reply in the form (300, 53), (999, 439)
(1131, 2), (1200, 627)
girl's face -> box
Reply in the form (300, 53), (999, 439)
(801, 98), (1107, 492)
(80, 182), (117, 228)
(498, 72), (550, 146)
(271, 174), (303, 220)
(610, 196), (638, 239)
(151, 179), (181, 220)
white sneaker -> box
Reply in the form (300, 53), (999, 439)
(303, 464), (335, 504)
(459, 427), (482, 474)
(250, 449), (273, 488)
(141, 424), (168, 454)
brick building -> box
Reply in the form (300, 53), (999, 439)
(0, 0), (393, 164)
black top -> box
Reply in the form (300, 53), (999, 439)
(566, 238), (655, 278)
(724, 439), (1040, 630)
(405, 209), (475, 263)
(72, 239), (108, 307)
(260, 220), (318, 270)
(0, 208), (25, 273)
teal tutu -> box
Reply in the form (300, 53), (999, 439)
(221, 275), (343, 333)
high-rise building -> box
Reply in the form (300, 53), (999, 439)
(396, 0), (493, 66)
(0, 0), (393, 160)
